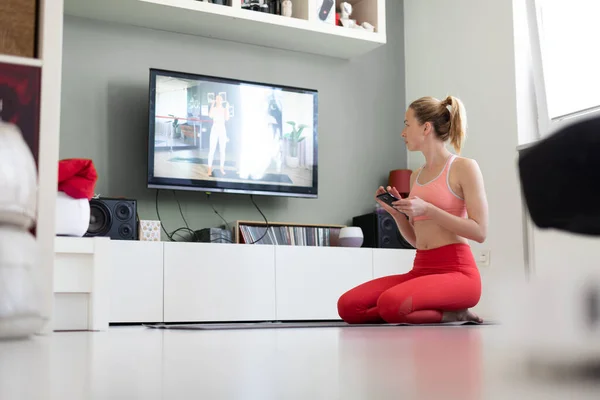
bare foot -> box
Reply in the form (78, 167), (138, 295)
(207, 167), (212, 177)
(220, 168), (226, 175)
(441, 309), (483, 324)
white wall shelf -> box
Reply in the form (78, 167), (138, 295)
(0, 54), (43, 67)
(63, 0), (386, 59)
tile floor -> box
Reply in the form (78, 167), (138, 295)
(1, 325), (599, 400)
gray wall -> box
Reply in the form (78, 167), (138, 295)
(59, 0), (406, 239)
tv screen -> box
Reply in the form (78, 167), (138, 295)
(147, 68), (319, 198)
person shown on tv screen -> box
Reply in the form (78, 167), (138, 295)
(207, 93), (230, 177)
(337, 96), (488, 325)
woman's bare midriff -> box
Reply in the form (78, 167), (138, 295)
(412, 219), (468, 250)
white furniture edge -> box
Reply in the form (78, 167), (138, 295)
(63, 0), (386, 59)
(54, 236), (112, 331)
(36, 0), (65, 334)
(89, 238), (111, 331)
(0, 54), (43, 67)
(1, 1), (64, 334)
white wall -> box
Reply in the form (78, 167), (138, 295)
(403, 0), (527, 316)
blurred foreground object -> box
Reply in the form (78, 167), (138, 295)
(0, 121), (46, 339)
(519, 116), (600, 235)
(517, 115), (600, 373)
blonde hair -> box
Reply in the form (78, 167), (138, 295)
(409, 95), (467, 154)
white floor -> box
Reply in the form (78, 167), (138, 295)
(1, 325), (599, 400)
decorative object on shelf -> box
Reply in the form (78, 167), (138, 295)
(362, 22), (375, 33)
(316, 0), (335, 24)
(0, 0), (37, 58)
(281, 0), (292, 17)
(283, 121), (308, 168)
(211, 0), (228, 5)
(57, 158), (98, 201)
(340, 1), (352, 19)
(337, 2), (376, 32)
(139, 220), (162, 241)
(338, 227), (364, 248)
(55, 191), (91, 237)
(0, 61), (41, 166)
(241, 0), (269, 13)
(339, 1), (353, 27)
(388, 169), (412, 198)
(55, 158), (98, 236)
(267, 0), (281, 15)
(0, 120), (46, 339)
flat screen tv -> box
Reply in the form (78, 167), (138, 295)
(147, 68), (319, 198)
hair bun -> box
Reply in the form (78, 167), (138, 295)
(441, 97), (452, 113)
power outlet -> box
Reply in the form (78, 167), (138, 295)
(477, 249), (491, 266)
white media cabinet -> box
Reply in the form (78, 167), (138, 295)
(53, 236), (416, 330)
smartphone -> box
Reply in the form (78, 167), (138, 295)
(377, 192), (407, 216)
(376, 191), (398, 207)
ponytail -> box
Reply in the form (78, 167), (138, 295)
(409, 95), (468, 154)
(440, 96), (467, 154)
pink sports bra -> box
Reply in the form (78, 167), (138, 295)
(409, 155), (467, 222)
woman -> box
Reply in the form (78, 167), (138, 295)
(338, 96), (488, 324)
(207, 94), (230, 177)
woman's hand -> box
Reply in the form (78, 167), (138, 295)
(375, 186), (417, 247)
(392, 196), (431, 218)
(375, 186), (403, 216)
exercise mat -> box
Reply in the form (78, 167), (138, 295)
(144, 320), (496, 330)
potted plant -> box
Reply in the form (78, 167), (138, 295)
(283, 121), (308, 168)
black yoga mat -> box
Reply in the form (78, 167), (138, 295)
(144, 320), (496, 330)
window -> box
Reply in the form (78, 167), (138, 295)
(528, 0), (600, 137)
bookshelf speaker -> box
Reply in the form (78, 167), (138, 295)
(85, 197), (137, 240)
(352, 211), (414, 249)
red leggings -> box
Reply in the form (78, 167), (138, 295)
(337, 243), (481, 324)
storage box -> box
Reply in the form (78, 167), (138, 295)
(0, 0), (38, 58)
(139, 220), (161, 241)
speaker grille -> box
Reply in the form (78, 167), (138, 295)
(115, 201), (133, 221)
(88, 201), (112, 236)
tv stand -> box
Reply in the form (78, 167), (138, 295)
(52, 237), (416, 330)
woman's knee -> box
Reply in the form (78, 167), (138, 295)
(376, 290), (411, 324)
(336, 290), (363, 324)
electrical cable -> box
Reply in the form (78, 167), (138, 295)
(249, 194), (269, 244)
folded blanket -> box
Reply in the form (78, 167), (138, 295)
(58, 159), (98, 200)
